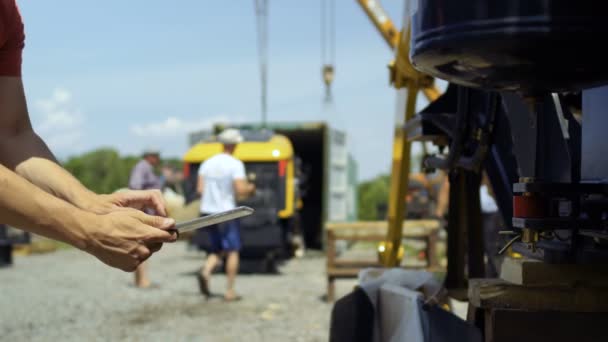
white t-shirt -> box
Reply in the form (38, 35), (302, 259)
(198, 153), (246, 214)
(480, 185), (498, 214)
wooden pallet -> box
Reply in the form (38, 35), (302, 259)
(325, 220), (442, 302)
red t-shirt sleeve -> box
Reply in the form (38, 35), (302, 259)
(0, 0), (25, 77)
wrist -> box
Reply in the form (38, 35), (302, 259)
(81, 194), (114, 214)
(69, 210), (98, 251)
(38, 204), (96, 251)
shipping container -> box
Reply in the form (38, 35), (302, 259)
(186, 122), (357, 250)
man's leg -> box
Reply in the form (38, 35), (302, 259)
(134, 261), (150, 288)
(225, 251), (239, 299)
(197, 223), (222, 296)
(198, 253), (219, 297)
(223, 219), (241, 300)
(202, 253), (219, 279)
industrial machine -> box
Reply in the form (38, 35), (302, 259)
(347, 1), (608, 341)
(410, 0), (608, 284)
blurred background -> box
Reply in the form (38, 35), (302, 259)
(0, 1), (452, 341)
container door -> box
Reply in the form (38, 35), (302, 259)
(327, 129), (349, 222)
(347, 154), (358, 221)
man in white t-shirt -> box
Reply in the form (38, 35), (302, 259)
(480, 175), (503, 277)
(196, 129), (255, 301)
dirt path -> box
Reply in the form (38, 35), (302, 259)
(0, 242), (356, 341)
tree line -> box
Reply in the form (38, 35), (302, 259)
(62, 148), (181, 195)
(63, 148), (391, 220)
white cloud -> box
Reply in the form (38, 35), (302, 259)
(32, 88), (85, 152)
(45, 131), (83, 150)
(130, 115), (238, 137)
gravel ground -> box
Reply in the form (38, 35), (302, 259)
(0, 242), (357, 341)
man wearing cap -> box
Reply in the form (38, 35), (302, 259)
(196, 129), (255, 301)
(0, 0), (176, 272)
(128, 148), (163, 288)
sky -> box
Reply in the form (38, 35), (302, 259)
(19, 0), (435, 180)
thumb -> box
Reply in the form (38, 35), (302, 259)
(131, 211), (175, 230)
(143, 224), (178, 243)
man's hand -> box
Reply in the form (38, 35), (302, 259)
(82, 210), (177, 272)
(88, 190), (168, 216)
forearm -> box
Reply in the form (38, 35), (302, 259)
(234, 180), (255, 197)
(0, 130), (98, 210)
(196, 176), (204, 195)
(435, 177), (450, 216)
(0, 163), (91, 249)
(0, 78), (98, 210)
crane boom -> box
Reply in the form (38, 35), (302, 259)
(356, 0), (399, 50)
(356, 0), (440, 267)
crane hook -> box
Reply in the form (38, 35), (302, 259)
(323, 64), (335, 103)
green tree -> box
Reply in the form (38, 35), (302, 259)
(357, 174), (391, 220)
(63, 148), (159, 194)
(63, 148), (184, 194)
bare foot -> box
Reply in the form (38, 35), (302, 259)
(135, 280), (151, 289)
(197, 270), (211, 297)
(224, 290), (242, 302)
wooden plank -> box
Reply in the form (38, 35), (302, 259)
(326, 229), (336, 269)
(333, 260), (381, 268)
(332, 228), (437, 239)
(332, 234), (385, 242)
(327, 265), (441, 279)
(500, 257), (608, 286)
(327, 268), (364, 277)
(325, 220), (440, 232)
(469, 278), (608, 312)
(327, 277), (336, 302)
(326, 229), (337, 302)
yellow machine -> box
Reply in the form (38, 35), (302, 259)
(183, 132), (295, 219)
(182, 130), (299, 266)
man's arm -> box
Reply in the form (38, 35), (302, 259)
(234, 179), (255, 198)
(435, 174), (450, 217)
(0, 161), (176, 271)
(0, 78), (96, 207)
(233, 161), (255, 198)
(0, 77), (157, 213)
(196, 175), (204, 195)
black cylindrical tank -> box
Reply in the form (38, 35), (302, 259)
(410, 1), (608, 93)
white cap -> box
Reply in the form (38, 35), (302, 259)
(218, 129), (243, 144)
(142, 147), (160, 156)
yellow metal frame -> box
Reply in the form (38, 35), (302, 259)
(183, 135), (294, 162)
(356, 0), (400, 49)
(357, 1), (441, 267)
(278, 159), (295, 218)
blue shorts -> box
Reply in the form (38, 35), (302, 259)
(199, 213), (242, 253)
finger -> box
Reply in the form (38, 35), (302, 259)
(133, 190), (167, 216)
(142, 224), (178, 243)
(130, 245), (152, 263)
(139, 246), (152, 262)
(147, 242), (163, 254)
(121, 260), (140, 273)
(131, 211), (175, 230)
(147, 190), (167, 217)
(118, 190), (168, 216)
